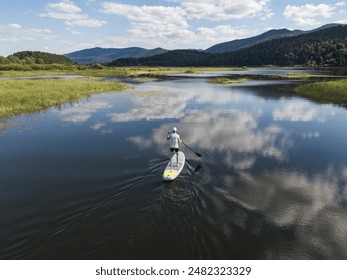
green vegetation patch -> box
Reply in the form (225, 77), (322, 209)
(0, 78), (129, 119)
(295, 78), (347, 105)
(209, 77), (248, 84)
(0, 66), (245, 78)
(263, 73), (340, 80)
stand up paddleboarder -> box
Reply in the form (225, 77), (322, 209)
(167, 127), (182, 167)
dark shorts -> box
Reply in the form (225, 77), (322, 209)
(170, 148), (179, 153)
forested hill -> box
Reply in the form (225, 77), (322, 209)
(110, 49), (211, 67)
(65, 47), (168, 64)
(1, 51), (74, 65)
(110, 25), (347, 67)
(205, 28), (301, 54)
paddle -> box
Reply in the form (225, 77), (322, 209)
(182, 142), (202, 157)
(192, 164), (202, 174)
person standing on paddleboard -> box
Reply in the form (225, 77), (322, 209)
(167, 127), (182, 167)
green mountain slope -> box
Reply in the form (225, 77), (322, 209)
(110, 25), (347, 67)
(205, 28), (302, 53)
(65, 47), (168, 64)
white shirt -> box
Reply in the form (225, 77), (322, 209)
(168, 132), (181, 148)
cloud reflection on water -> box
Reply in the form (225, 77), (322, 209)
(223, 165), (347, 258)
(99, 85), (294, 170)
(109, 93), (186, 122)
(58, 101), (112, 124)
(130, 108), (293, 171)
(90, 122), (113, 134)
(51, 78), (347, 259)
(118, 84), (347, 258)
(273, 100), (325, 122)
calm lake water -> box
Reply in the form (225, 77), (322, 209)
(1, 69), (347, 259)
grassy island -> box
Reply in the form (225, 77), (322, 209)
(209, 77), (248, 84)
(0, 78), (129, 119)
(295, 78), (347, 105)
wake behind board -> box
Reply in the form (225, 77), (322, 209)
(163, 151), (185, 181)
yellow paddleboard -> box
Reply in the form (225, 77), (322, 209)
(163, 151), (185, 181)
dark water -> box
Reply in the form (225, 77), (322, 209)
(1, 70), (347, 259)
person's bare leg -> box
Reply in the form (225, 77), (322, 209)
(169, 151), (174, 166)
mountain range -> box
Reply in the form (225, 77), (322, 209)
(205, 23), (342, 54)
(109, 24), (347, 67)
(65, 47), (168, 64)
(64, 23), (346, 66)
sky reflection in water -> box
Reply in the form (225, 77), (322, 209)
(1, 74), (347, 259)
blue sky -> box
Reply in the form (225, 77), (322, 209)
(1, 0), (347, 56)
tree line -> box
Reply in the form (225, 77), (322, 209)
(0, 51), (76, 70)
(109, 25), (347, 67)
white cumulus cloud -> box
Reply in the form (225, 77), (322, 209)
(40, 1), (106, 27)
(172, 0), (272, 20)
(46, 2), (82, 13)
(100, 2), (189, 41)
(66, 19), (106, 27)
(283, 4), (335, 26)
(100, 2), (187, 26)
(7, 24), (22, 30)
(0, 24), (55, 43)
(99, 1), (262, 49)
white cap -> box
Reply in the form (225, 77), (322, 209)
(172, 127), (177, 132)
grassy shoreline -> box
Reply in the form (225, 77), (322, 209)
(295, 78), (347, 105)
(0, 66), (243, 78)
(207, 73), (347, 106)
(1, 67), (347, 120)
(0, 78), (129, 120)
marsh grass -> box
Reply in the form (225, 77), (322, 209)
(0, 68), (129, 78)
(131, 77), (159, 82)
(0, 78), (129, 119)
(295, 78), (347, 104)
(2, 67), (347, 118)
(209, 77), (248, 84)
(0, 66), (244, 78)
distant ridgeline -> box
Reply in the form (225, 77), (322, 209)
(1, 25), (347, 68)
(64, 47), (168, 65)
(0, 51), (76, 70)
(109, 25), (347, 67)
